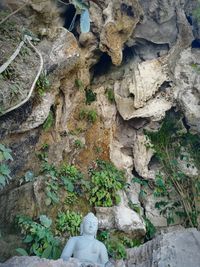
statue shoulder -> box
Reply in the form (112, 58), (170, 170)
(96, 239), (107, 250)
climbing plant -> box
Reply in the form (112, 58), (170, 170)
(145, 113), (200, 228)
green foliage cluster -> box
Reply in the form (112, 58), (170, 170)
(145, 113), (200, 228)
(105, 88), (115, 103)
(79, 108), (98, 123)
(85, 89), (96, 105)
(74, 139), (85, 149)
(0, 144), (13, 189)
(98, 230), (141, 260)
(43, 111), (54, 131)
(16, 215), (61, 259)
(55, 211), (82, 236)
(89, 160), (125, 207)
(193, 0), (200, 22)
(41, 161), (85, 206)
(36, 71), (50, 97)
(143, 218), (156, 241)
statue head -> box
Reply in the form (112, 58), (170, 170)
(80, 212), (98, 238)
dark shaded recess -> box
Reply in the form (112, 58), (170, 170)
(122, 45), (135, 63)
(182, 116), (190, 131)
(159, 81), (172, 92)
(191, 39), (200, 48)
(121, 3), (134, 17)
(9, 130), (40, 176)
(0, 100), (33, 138)
(148, 155), (159, 169)
(59, 3), (80, 36)
(128, 117), (150, 130)
(186, 14), (193, 25)
(132, 168), (144, 181)
(91, 52), (112, 77)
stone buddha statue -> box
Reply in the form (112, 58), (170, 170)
(60, 212), (109, 267)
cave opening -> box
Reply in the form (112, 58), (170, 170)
(191, 39), (200, 48)
(91, 52), (113, 77)
(58, 2), (79, 32)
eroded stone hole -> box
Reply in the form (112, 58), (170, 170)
(121, 3), (134, 17)
(159, 81), (172, 92)
(191, 39), (200, 48)
(91, 52), (112, 77)
(59, 3), (77, 31)
(122, 45), (135, 63)
(186, 14), (193, 25)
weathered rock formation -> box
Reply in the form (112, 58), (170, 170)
(0, 0), (200, 263)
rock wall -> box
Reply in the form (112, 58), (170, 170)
(0, 0), (200, 263)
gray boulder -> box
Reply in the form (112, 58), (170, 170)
(126, 228), (200, 267)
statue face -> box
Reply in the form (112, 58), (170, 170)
(82, 218), (98, 236)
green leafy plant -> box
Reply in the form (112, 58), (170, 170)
(79, 108), (98, 124)
(36, 71), (50, 96)
(16, 215), (61, 259)
(0, 144), (13, 189)
(41, 161), (85, 206)
(98, 230), (141, 260)
(89, 160), (125, 207)
(105, 88), (115, 103)
(144, 217), (156, 241)
(55, 210), (82, 236)
(74, 78), (84, 90)
(43, 111), (54, 131)
(145, 113), (200, 228)
(85, 89), (96, 105)
(74, 139), (85, 149)
(19, 170), (35, 185)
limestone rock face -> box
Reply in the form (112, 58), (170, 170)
(114, 57), (172, 121)
(133, 0), (179, 46)
(0, 257), (90, 267)
(174, 48), (200, 133)
(99, 0), (143, 65)
(132, 132), (155, 180)
(95, 205), (146, 238)
(126, 228), (200, 267)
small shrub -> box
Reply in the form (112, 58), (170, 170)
(16, 215), (61, 259)
(89, 160), (125, 207)
(85, 89), (96, 105)
(74, 139), (85, 149)
(55, 211), (82, 236)
(144, 217), (156, 241)
(36, 71), (50, 96)
(98, 230), (142, 259)
(0, 144), (13, 189)
(43, 111), (54, 131)
(105, 88), (115, 103)
(87, 110), (97, 123)
(79, 108), (98, 124)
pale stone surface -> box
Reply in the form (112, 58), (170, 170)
(114, 57), (172, 121)
(12, 92), (56, 133)
(129, 58), (168, 109)
(96, 205), (146, 237)
(114, 205), (146, 236)
(99, 0), (143, 65)
(144, 190), (168, 227)
(126, 228), (200, 267)
(110, 140), (133, 177)
(0, 257), (88, 267)
(132, 133), (155, 180)
(94, 86), (117, 129)
(174, 48), (200, 133)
